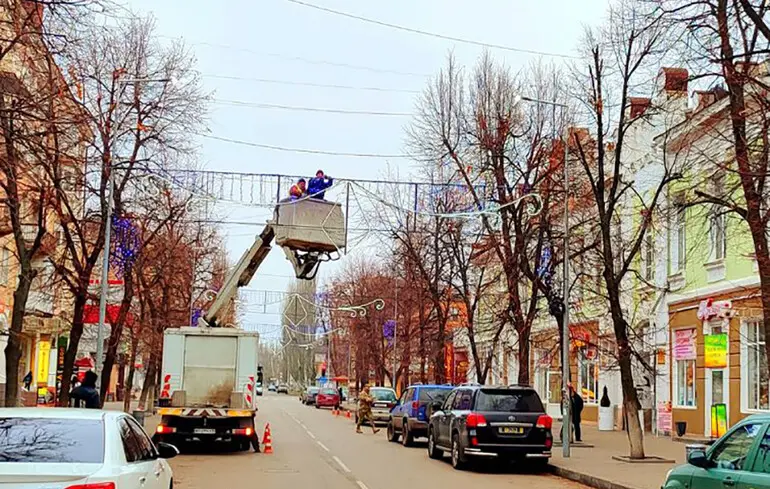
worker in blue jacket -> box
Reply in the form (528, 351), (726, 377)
(308, 170), (333, 200)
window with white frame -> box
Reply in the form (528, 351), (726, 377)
(643, 231), (654, 281)
(0, 247), (9, 285)
(578, 347), (599, 404)
(674, 357), (696, 407)
(744, 320), (769, 411)
(710, 208), (727, 261)
(670, 199), (687, 273)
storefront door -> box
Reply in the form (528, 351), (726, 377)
(704, 320), (729, 438)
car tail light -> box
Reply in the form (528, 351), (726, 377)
(65, 484), (116, 489)
(233, 428), (253, 436)
(545, 437), (553, 449)
(411, 401), (419, 410)
(536, 415), (553, 430)
(156, 425), (177, 434)
(466, 413), (488, 428)
(387, 402), (395, 409)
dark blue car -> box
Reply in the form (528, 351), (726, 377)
(387, 384), (454, 447)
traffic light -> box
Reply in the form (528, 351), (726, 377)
(257, 365), (263, 384)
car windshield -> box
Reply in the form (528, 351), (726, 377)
(418, 388), (451, 402)
(475, 389), (544, 412)
(370, 389), (396, 401)
(308, 387), (319, 393)
(321, 388), (337, 395)
(0, 417), (104, 463)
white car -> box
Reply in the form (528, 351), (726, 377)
(0, 408), (178, 489)
(256, 383), (264, 396)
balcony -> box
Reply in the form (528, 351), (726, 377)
(25, 289), (54, 316)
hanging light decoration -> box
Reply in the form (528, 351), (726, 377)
(110, 214), (140, 276)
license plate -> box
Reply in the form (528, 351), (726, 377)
(374, 403), (387, 408)
(194, 428), (215, 434)
(499, 426), (524, 434)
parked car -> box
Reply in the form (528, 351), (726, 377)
(277, 384), (289, 394)
(315, 388), (341, 409)
(303, 386), (320, 405)
(387, 384), (454, 446)
(354, 387), (397, 425)
(268, 384), (277, 392)
(663, 414), (770, 489)
(426, 385), (552, 470)
(0, 408), (179, 488)
(256, 382), (264, 396)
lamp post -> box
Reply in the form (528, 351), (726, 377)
(94, 76), (171, 377)
(515, 95), (571, 457)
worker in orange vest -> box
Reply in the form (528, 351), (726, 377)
(289, 178), (307, 200)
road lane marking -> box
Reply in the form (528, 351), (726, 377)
(332, 455), (351, 473)
(317, 441), (330, 452)
(356, 482), (369, 489)
(306, 431), (316, 439)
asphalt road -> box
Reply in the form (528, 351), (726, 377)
(168, 393), (590, 489)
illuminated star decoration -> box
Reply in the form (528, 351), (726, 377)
(110, 214), (141, 277)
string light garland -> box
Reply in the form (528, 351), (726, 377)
(110, 214), (140, 276)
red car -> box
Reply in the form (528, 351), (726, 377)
(315, 388), (340, 409)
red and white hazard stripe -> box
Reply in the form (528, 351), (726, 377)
(244, 375), (255, 406)
(161, 374), (172, 398)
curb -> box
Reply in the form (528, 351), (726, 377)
(548, 464), (641, 489)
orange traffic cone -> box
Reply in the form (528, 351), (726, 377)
(345, 410), (351, 419)
(262, 424), (273, 454)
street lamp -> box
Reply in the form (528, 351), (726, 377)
(94, 76), (171, 377)
(515, 94), (572, 458)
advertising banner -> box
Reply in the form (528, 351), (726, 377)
(704, 334), (728, 368)
(673, 328), (697, 361)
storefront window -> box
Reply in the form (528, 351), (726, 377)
(547, 371), (562, 404)
(675, 358), (696, 407)
(578, 348), (599, 404)
(745, 321), (769, 411)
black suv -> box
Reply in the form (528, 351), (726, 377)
(426, 385), (553, 470)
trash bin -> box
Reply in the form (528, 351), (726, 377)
(686, 444), (707, 459)
(132, 409), (146, 429)
(676, 421), (687, 437)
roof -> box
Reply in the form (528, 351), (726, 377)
(408, 384), (454, 389)
(0, 408), (123, 420)
(370, 387), (395, 391)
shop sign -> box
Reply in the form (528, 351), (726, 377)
(711, 403), (728, 438)
(673, 328), (697, 360)
(704, 334), (728, 368)
(36, 339), (51, 384)
(657, 401), (672, 433)
(697, 299), (734, 321)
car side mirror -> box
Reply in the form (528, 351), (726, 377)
(687, 450), (709, 469)
(156, 442), (180, 460)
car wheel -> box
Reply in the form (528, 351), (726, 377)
(427, 428), (442, 459)
(451, 433), (468, 470)
(401, 420), (413, 447)
(387, 420), (399, 443)
(315, 403), (320, 409)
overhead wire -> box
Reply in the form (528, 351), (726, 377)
(211, 98), (412, 117)
(284, 0), (579, 59)
(201, 74), (421, 94)
(198, 133), (412, 158)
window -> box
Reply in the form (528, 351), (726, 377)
(675, 358), (696, 407)
(453, 390), (473, 411)
(442, 391), (457, 411)
(711, 423), (762, 471)
(710, 209), (727, 261)
(578, 348), (599, 404)
(118, 418), (143, 463)
(475, 389), (544, 413)
(370, 389), (396, 402)
(751, 426), (770, 473)
(745, 321), (769, 411)
(0, 418), (104, 463)
(419, 388), (450, 403)
(670, 199), (686, 273)
(547, 370), (562, 404)
(643, 231), (654, 281)
(0, 248), (9, 285)
(126, 417), (157, 460)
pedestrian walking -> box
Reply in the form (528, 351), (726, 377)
(22, 371), (32, 391)
(355, 385), (380, 434)
(308, 170), (333, 200)
(570, 383), (584, 442)
(70, 370), (100, 409)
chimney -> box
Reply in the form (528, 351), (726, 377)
(694, 90), (717, 112)
(628, 97), (651, 118)
(659, 67), (689, 93)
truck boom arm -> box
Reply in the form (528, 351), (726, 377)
(202, 224), (275, 327)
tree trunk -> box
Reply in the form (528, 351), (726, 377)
(138, 346), (158, 411)
(4, 265), (34, 407)
(58, 292), (88, 406)
(99, 268), (134, 405)
(611, 303), (645, 459)
(518, 327), (531, 385)
(122, 334), (138, 413)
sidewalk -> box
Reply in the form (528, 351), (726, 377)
(550, 423), (685, 489)
(104, 401), (160, 432)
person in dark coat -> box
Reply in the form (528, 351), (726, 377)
(569, 383), (585, 442)
(307, 170), (333, 200)
(70, 370), (100, 409)
(22, 371), (32, 390)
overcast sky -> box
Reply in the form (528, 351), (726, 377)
(123, 0), (609, 339)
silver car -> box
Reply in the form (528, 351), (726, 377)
(355, 387), (397, 425)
